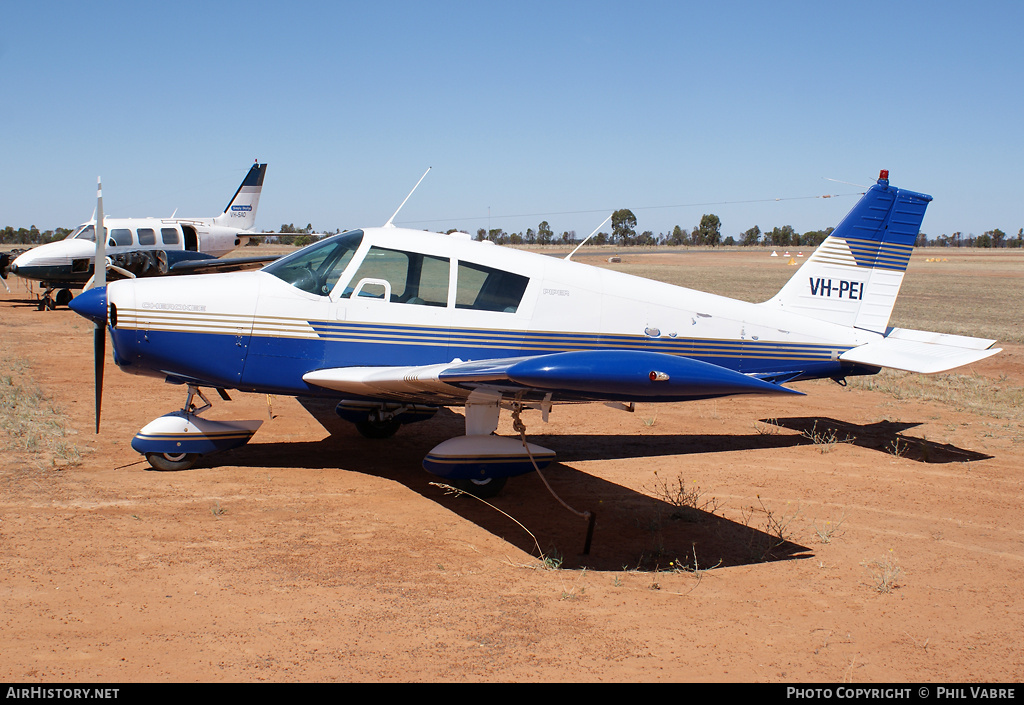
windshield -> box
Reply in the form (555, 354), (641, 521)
(68, 224), (96, 241)
(263, 230), (364, 296)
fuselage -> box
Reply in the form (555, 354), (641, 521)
(95, 226), (883, 403)
(9, 217), (252, 288)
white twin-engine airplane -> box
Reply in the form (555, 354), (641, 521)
(7, 162), (272, 309)
(69, 170), (1000, 498)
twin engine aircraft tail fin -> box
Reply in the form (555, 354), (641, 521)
(213, 162), (267, 230)
(768, 171), (932, 333)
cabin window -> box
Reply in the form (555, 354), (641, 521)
(341, 246), (450, 306)
(110, 229), (133, 246)
(264, 230), (365, 296)
(137, 228), (156, 246)
(161, 228), (179, 245)
(455, 261), (529, 313)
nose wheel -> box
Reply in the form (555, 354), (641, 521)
(145, 452), (199, 471)
(452, 476), (507, 499)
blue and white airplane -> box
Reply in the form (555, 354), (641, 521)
(69, 170), (1000, 497)
(7, 162), (272, 308)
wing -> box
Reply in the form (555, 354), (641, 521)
(302, 349), (803, 406)
(840, 328), (1000, 374)
(168, 254), (280, 274)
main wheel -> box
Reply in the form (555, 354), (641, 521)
(146, 452), (199, 471)
(354, 418), (402, 439)
(453, 476), (508, 499)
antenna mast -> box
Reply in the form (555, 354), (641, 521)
(384, 167), (431, 228)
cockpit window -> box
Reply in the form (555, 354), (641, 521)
(456, 261), (529, 313)
(263, 230), (364, 296)
(69, 224), (96, 241)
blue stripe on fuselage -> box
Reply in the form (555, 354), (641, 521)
(111, 317), (852, 398)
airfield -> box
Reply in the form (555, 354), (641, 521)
(1, 247), (1022, 682)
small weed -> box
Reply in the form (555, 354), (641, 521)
(642, 415), (657, 427)
(754, 418), (781, 435)
(541, 548), (563, 570)
(887, 437), (908, 459)
(812, 512), (847, 544)
(668, 545), (722, 589)
(863, 550), (903, 593)
(742, 495), (801, 561)
(648, 472), (721, 522)
(648, 568), (661, 590)
(560, 567), (587, 600)
(210, 502), (226, 517)
(800, 421), (853, 454)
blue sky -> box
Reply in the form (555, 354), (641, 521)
(3, 1), (1022, 240)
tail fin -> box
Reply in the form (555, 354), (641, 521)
(768, 170), (932, 333)
(213, 162), (267, 230)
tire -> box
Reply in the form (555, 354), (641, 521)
(146, 452), (199, 471)
(453, 476), (508, 499)
(354, 418), (402, 439)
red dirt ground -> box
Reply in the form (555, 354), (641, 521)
(1, 285), (1022, 683)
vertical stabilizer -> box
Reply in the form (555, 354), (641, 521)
(768, 171), (932, 333)
(213, 162), (267, 230)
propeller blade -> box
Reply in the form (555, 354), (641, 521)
(93, 177), (106, 432)
(95, 177), (106, 290)
(93, 323), (105, 433)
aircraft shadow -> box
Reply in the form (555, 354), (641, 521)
(209, 402), (991, 569)
(210, 400), (814, 571)
(764, 417), (993, 463)
(1, 296), (49, 310)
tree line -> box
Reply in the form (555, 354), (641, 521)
(1, 226), (73, 245)
(4, 216), (1023, 249)
(469, 209), (1024, 249)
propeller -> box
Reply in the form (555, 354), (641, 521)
(70, 177), (135, 432)
(0, 252), (11, 292)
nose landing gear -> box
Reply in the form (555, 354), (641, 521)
(131, 386), (263, 471)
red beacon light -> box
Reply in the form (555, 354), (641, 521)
(879, 169), (890, 181)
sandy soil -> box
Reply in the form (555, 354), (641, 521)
(1, 281), (1022, 683)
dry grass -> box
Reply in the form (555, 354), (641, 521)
(847, 369), (1024, 422)
(0, 354), (82, 469)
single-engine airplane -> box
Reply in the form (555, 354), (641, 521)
(7, 162), (274, 309)
(69, 170), (1000, 498)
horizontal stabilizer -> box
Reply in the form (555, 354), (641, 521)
(840, 328), (1000, 374)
